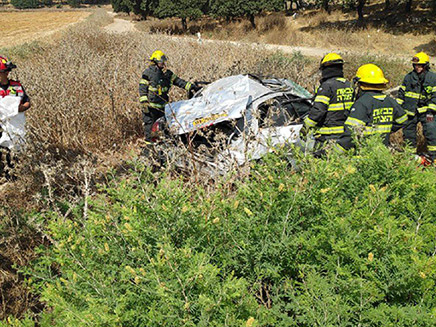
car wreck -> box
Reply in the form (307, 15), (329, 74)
(149, 74), (313, 173)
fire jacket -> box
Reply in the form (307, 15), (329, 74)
(0, 80), (29, 103)
(337, 91), (408, 150)
(304, 77), (354, 135)
(397, 70), (436, 116)
(139, 65), (193, 110)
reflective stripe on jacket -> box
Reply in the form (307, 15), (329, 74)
(0, 80), (24, 99)
(338, 91), (407, 150)
(397, 70), (436, 116)
(304, 77), (354, 135)
(138, 64), (192, 108)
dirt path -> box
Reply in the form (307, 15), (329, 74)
(164, 35), (422, 62)
(104, 12), (136, 33)
(186, 37), (330, 58)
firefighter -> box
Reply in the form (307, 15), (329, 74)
(0, 56), (31, 179)
(0, 56), (30, 112)
(336, 64), (408, 151)
(139, 50), (200, 141)
(304, 53), (354, 151)
(397, 52), (436, 160)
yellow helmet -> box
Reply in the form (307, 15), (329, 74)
(149, 50), (167, 63)
(412, 52), (430, 65)
(320, 53), (344, 68)
(355, 64), (389, 85)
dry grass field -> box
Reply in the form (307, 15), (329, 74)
(0, 11), (91, 48)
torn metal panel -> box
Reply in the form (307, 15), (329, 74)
(165, 75), (285, 135)
(220, 124), (303, 166)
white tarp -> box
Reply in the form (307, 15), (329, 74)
(0, 96), (26, 151)
(165, 75), (272, 135)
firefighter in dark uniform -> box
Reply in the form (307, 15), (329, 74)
(139, 50), (200, 140)
(304, 53), (354, 151)
(397, 52), (436, 160)
(336, 64), (408, 151)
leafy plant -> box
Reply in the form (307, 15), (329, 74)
(154, 0), (207, 30)
(24, 138), (436, 326)
(67, 0), (81, 8)
(10, 0), (39, 9)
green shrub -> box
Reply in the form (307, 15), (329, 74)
(67, 0), (81, 8)
(10, 0), (39, 9)
(40, 0), (53, 7)
(110, 0), (130, 13)
(25, 138), (436, 326)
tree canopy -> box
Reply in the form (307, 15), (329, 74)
(211, 0), (284, 28)
(107, 0), (434, 30)
(154, 0), (207, 30)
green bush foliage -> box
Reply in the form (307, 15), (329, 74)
(67, 0), (81, 8)
(110, 0), (129, 13)
(10, 0), (39, 9)
(211, 0), (283, 27)
(155, 0), (207, 30)
(25, 138), (436, 326)
(39, 0), (53, 7)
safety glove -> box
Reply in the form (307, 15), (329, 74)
(191, 83), (202, 93)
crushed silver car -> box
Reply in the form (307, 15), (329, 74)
(149, 74), (313, 173)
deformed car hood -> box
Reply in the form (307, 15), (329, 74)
(165, 74), (304, 135)
(158, 74), (314, 171)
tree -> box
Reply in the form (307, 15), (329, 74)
(322, 0), (331, 13)
(340, 0), (367, 23)
(10, 0), (39, 9)
(112, 0), (157, 18)
(140, 0), (159, 19)
(40, 0), (53, 6)
(211, 0), (283, 29)
(122, 0), (144, 17)
(111, 0), (130, 13)
(384, 0), (390, 10)
(405, 0), (413, 12)
(356, 0), (366, 21)
(154, 0), (207, 30)
(67, 0), (81, 8)
(395, 0), (414, 13)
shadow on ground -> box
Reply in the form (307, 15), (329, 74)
(414, 40), (436, 57)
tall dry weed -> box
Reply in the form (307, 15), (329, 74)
(257, 13), (287, 32)
(0, 9), (320, 208)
